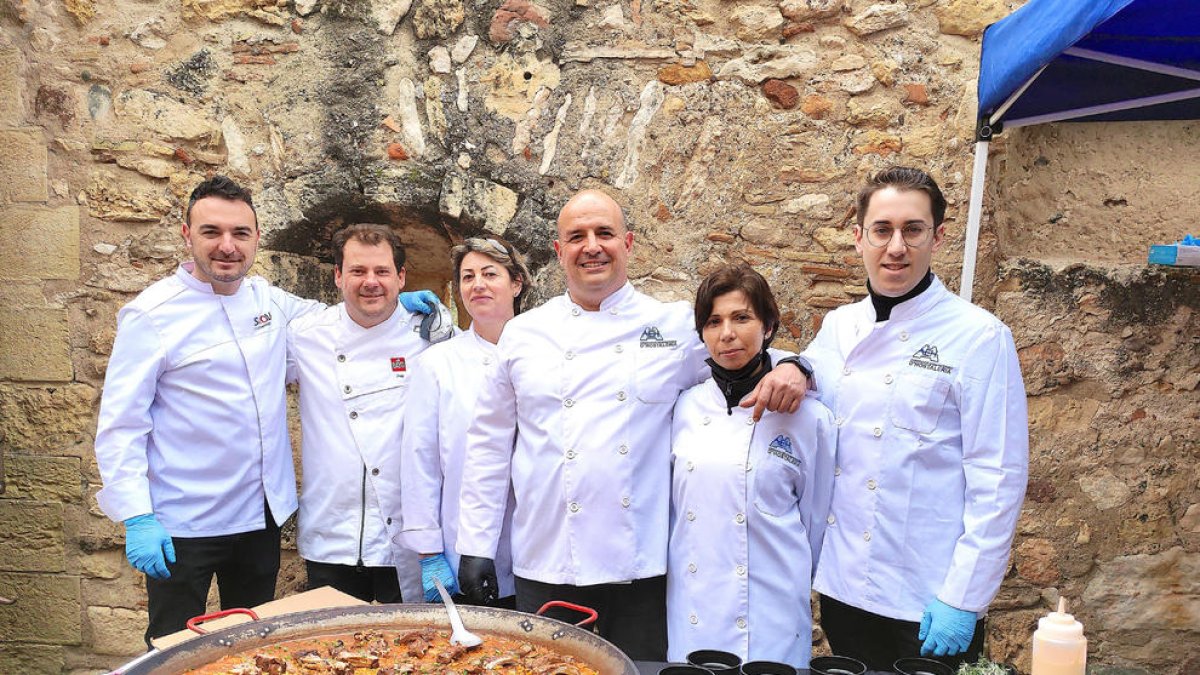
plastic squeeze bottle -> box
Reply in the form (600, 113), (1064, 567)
(1031, 597), (1087, 675)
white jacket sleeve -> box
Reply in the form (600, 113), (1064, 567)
(400, 352), (447, 554)
(455, 354), (518, 560)
(938, 323), (1029, 612)
(94, 308), (167, 523)
(804, 401), (838, 579)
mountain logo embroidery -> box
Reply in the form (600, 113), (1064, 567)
(767, 434), (801, 467)
(391, 357), (406, 373)
(639, 326), (677, 349)
(909, 343), (953, 374)
(253, 312), (272, 329)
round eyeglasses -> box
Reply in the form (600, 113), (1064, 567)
(861, 224), (934, 248)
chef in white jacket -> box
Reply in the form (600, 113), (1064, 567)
(94, 176), (322, 644)
(400, 237), (533, 606)
(286, 223), (441, 604)
(456, 190), (811, 660)
(668, 264), (835, 667)
(805, 167), (1028, 671)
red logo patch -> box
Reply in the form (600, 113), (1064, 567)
(391, 357), (406, 373)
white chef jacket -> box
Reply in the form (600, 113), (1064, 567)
(286, 303), (432, 602)
(399, 326), (516, 598)
(95, 264), (320, 537)
(806, 276), (1028, 621)
(667, 360), (836, 667)
(457, 282), (710, 585)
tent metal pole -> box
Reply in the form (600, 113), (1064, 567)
(960, 139), (991, 303)
(1005, 86), (1200, 128)
(990, 64), (1048, 126)
(1064, 47), (1200, 82)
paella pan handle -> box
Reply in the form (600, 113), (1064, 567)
(535, 601), (599, 627)
(186, 608), (261, 634)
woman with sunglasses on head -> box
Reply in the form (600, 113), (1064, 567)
(666, 263), (836, 668)
(399, 237), (533, 607)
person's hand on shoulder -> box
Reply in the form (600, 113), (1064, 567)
(740, 356), (812, 420)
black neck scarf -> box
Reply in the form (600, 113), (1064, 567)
(869, 269), (934, 322)
(707, 349), (774, 415)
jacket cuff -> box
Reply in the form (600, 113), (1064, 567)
(400, 528), (445, 555)
(96, 477), (153, 524)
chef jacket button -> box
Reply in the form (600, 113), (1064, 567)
(900, 331), (909, 341)
(735, 565), (746, 576)
(686, 510), (696, 521)
(619, 444), (629, 455)
(386, 517), (392, 525)
(343, 385), (352, 394)
(482, 356), (492, 365)
(614, 344), (623, 353)
(873, 427), (882, 437)
(688, 563), (697, 573)
(621, 496), (630, 508)
(884, 374), (893, 384)
(835, 416), (845, 426)
(564, 398), (575, 408)
(609, 308), (618, 315)
(867, 478), (877, 490)
(842, 366), (851, 376)
(745, 417), (754, 425)
(735, 513), (745, 524)
(569, 502), (580, 513)
(745, 463), (752, 472)
(834, 466), (842, 476)
(566, 449), (577, 460)
(702, 416), (711, 425)
(571, 308), (581, 316)
(827, 514), (836, 525)
(689, 614), (698, 625)
(736, 617), (747, 629)
(337, 354), (346, 362)
(617, 391), (627, 401)
(686, 461), (694, 472)
(349, 411), (358, 419)
(371, 467), (380, 476)
(863, 531), (872, 542)
(565, 351), (575, 360)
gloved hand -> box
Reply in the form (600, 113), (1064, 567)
(919, 598), (977, 657)
(124, 514), (176, 580)
(420, 553), (461, 602)
(458, 555), (498, 606)
(400, 290), (440, 315)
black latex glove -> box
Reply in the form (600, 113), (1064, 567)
(458, 555), (499, 606)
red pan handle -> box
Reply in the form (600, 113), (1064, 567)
(186, 607), (260, 634)
(535, 601), (599, 627)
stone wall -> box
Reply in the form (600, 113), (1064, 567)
(0, 0), (1195, 673)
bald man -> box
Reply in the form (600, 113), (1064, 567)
(456, 191), (809, 659)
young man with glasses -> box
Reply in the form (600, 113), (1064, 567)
(803, 167), (1029, 671)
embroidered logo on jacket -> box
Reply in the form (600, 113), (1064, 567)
(909, 344), (953, 373)
(253, 312), (272, 329)
(767, 434), (801, 467)
(391, 357), (407, 373)
(639, 326), (678, 348)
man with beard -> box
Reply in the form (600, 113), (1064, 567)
(285, 224), (439, 604)
(93, 177), (439, 644)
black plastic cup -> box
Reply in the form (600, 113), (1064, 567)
(892, 658), (955, 675)
(808, 655), (867, 675)
(659, 666), (715, 675)
(739, 661), (796, 675)
(687, 649), (742, 674)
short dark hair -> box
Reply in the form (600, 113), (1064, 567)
(694, 263), (781, 347)
(186, 175), (257, 228)
(332, 224), (406, 271)
(856, 166), (947, 228)
(451, 237), (534, 315)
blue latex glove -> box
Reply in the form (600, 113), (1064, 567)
(400, 290), (440, 315)
(1181, 234), (1199, 246)
(420, 553), (460, 602)
(919, 599), (976, 656)
(123, 514), (176, 580)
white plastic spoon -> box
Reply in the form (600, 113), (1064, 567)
(433, 578), (483, 647)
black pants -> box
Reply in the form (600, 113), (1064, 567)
(305, 560), (403, 604)
(819, 595), (986, 672)
(516, 575), (667, 661)
(144, 511), (281, 646)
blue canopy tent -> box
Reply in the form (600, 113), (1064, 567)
(961, 0), (1200, 300)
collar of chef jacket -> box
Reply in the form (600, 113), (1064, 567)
(563, 280), (637, 314)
